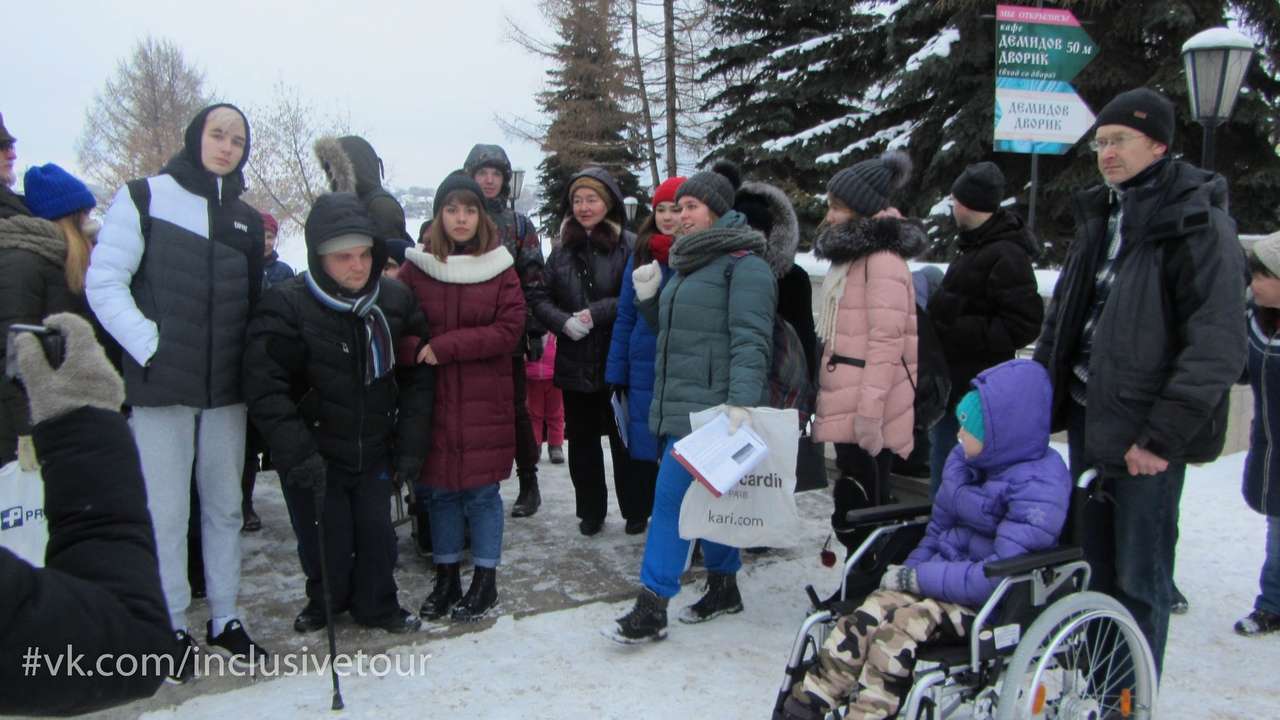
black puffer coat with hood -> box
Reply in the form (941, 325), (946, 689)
(243, 192), (434, 478)
(529, 167), (633, 393)
(315, 135), (411, 243)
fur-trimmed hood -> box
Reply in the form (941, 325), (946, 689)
(315, 135), (386, 198)
(814, 216), (926, 265)
(0, 214), (66, 266)
(735, 180), (799, 278)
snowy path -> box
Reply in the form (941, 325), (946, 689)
(70, 448), (1280, 719)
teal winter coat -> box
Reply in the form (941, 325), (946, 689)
(638, 217), (776, 439)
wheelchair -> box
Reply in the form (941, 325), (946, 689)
(774, 470), (1159, 719)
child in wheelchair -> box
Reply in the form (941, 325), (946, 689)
(781, 359), (1071, 720)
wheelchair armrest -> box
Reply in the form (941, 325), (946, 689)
(983, 546), (1083, 578)
(840, 501), (933, 529)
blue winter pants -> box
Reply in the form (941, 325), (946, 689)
(640, 440), (742, 599)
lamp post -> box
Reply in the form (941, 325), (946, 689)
(623, 196), (639, 225)
(510, 168), (526, 211)
(1181, 27), (1255, 171)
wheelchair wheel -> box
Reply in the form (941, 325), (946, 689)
(995, 591), (1157, 720)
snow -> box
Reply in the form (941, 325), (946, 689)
(816, 121), (915, 164)
(127, 447), (1280, 720)
(761, 113), (869, 153)
(903, 28), (960, 73)
(940, 140), (957, 153)
(769, 33), (843, 60)
(860, 0), (910, 20)
(928, 196), (953, 217)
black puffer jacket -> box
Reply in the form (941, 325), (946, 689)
(0, 408), (171, 715)
(243, 193), (434, 477)
(315, 135), (411, 243)
(86, 104), (264, 409)
(1034, 159), (1246, 471)
(464, 143), (547, 344)
(929, 209), (1043, 408)
(530, 167), (632, 393)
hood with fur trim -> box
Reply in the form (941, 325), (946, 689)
(735, 180), (799, 278)
(814, 216), (926, 265)
(315, 135), (386, 199)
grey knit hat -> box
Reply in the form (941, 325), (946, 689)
(676, 159), (741, 217)
(827, 151), (912, 217)
(951, 161), (1005, 213)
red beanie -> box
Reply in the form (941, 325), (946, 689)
(261, 212), (279, 235)
(652, 176), (686, 208)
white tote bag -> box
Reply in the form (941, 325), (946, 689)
(678, 406), (804, 548)
(0, 460), (48, 567)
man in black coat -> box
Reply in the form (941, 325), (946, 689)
(243, 192), (433, 635)
(464, 143), (547, 518)
(0, 314), (173, 715)
(927, 162), (1043, 494)
(0, 112), (26, 219)
(1034, 88), (1246, 676)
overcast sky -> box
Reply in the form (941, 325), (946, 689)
(7, 0), (556, 194)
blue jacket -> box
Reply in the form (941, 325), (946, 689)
(263, 251), (295, 289)
(906, 359), (1071, 608)
(606, 255), (671, 461)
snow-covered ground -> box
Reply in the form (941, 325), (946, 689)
(117, 447), (1278, 720)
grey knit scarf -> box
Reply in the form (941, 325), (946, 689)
(668, 211), (766, 274)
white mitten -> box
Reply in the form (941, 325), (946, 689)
(632, 260), (662, 302)
(726, 405), (752, 434)
(563, 315), (591, 341)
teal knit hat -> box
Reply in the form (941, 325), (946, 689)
(956, 390), (985, 443)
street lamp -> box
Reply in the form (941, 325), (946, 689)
(623, 196), (639, 224)
(510, 168), (526, 211)
(1181, 27), (1255, 170)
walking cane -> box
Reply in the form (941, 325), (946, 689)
(313, 480), (345, 710)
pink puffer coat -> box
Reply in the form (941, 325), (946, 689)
(811, 218), (923, 458)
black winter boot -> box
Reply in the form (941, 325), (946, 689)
(419, 563), (463, 620)
(604, 588), (669, 643)
(413, 508), (432, 558)
(512, 481), (541, 518)
(451, 566), (498, 622)
(678, 572), (743, 624)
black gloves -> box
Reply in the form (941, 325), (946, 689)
(285, 453), (327, 492)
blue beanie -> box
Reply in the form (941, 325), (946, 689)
(23, 163), (96, 221)
(956, 390), (986, 443)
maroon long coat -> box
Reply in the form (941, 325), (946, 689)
(397, 246), (525, 491)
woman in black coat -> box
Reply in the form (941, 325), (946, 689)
(529, 167), (633, 536)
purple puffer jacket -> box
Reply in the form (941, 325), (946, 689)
(905, 359), (1070, 608)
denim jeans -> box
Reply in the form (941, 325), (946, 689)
(640, 440), (742, 598)
(1258, 516), (1280, 616)
(1067, 402), (1183, 677)
(427, 483), (504, 568)
(928, 412), (960, 499)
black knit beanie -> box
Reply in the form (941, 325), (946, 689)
(1094, 88), (1175, 146)
(676, 159), (741, 217)
(951, 162), (1005, 213)
(433, 170), (485, 218)
(827, 151), (912, 217)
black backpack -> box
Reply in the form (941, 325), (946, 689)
(725, 252), (817, 418)
(905, 302), (951, 432)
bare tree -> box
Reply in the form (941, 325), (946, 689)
(630, 0), (661, 186)
(76, 37), (211, 194)
(242, 83), (354, 231)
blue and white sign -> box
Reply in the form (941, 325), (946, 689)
(994, 78), (1097, 154)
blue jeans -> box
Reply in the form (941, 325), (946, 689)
(928, 412), (960, 499)
(640, 440), (742, 598)
(427, 484), (504, 568)
(1258, 516), (1280, 615)
(1067, 403), (1183, 678)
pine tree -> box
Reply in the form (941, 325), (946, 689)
(536, 0), (646, 234)
(702, 0), (1280, 262)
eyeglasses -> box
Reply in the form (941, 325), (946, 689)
(1088, 134), (1141, 152)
